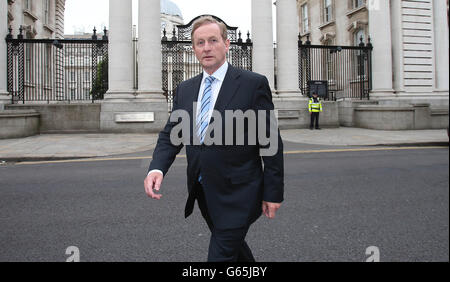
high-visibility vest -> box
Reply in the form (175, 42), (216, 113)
(309, 97), (323, 113)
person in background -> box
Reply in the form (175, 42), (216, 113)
(309, 91), (323, 130)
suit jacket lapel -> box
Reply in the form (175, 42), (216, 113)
(186, 73), (203, 114)
(213, 65), (241, 113)
(182, 73), (202, 144)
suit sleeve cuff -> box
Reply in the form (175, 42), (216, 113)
(148, 169), (164, 177)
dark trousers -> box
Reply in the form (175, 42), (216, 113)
(196, 184), (256, 262)
(310, 112), (320, 129)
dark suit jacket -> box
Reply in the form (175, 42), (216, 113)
(148, 64), (284, 230)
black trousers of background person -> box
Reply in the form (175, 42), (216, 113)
(310, 112), (320, 129)
(195, 183), (256, 262)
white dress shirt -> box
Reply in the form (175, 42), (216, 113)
(148, 61), (229, 177)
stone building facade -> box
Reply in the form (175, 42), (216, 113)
(7, 0), (66, 39)
(298, 0), (368, 46)
(297, 0), (449, 129)
(1, 0), (447, 134)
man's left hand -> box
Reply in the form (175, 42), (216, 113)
(262, 201), (281, 219)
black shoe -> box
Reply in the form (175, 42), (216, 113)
(315, 128), (321, 130)
(310, 127), (314, 130)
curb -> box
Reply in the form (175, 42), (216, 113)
(1, 141), (448, 164)
(368, 142), (449, 147)
(0, 156), (93, 163)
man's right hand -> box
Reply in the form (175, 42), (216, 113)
(144, 172), (164, 200)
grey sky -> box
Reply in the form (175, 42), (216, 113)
(64, 0), (270, 37)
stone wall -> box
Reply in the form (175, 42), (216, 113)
(275, 99), (339, 129)
(0, 110), (40, 139)
(339, 100), (449, 130)
(5, 104), (100, 133)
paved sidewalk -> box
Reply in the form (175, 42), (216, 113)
(0, 128), (447, 161)
(281, 128), (448, 146)
(0, 133), (159, 160)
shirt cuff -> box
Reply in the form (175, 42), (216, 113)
(148, 169), (164, 177)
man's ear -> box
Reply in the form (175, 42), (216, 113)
(225, 38), (231, 51)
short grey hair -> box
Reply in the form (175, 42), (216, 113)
(191, 16), (228, 42)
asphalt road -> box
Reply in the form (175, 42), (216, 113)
(0, 142), (448, 262)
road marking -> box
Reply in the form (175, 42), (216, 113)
(8, 146), (447, 166)
(284, 146), (448, 155)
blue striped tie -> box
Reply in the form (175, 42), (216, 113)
(197, 76), (215, 144)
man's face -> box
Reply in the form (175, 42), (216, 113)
(192, 23), (230, 75)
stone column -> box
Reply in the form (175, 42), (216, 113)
(0, 0), (10, 106)
(390, 0), (403, 93)
(104, 0), (134, 101)
(100, 0), (168, 133)
(433, 0), (449, 94)
(273, 0), (308, 129)
(251, 0), (275, 90)
(275, 0), (301, 97)
(368, 0), (395, 99)
(137, 0), (166, 101)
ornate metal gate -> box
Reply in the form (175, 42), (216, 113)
(6, 27), (108, 104)
(162, 15), (252, 111)
(298, 37), (373, 100)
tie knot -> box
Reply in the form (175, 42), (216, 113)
(205, 76), (215, 85)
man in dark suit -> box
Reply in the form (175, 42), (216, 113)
(144, 16), (284, 262)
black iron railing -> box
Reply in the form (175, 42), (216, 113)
(298, 37), (373, 100)
(5, 27), (108, 104)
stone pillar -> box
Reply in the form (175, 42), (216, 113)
(104, 0), (134, 101)
(368, 0), (395, 99)
(251, 0), (275, 90)
(100, 0), (168, 133)
(390, 0), (403, 94)
(433, 0), (449, 94)
(272, 0), (308, 129)
(0, 0), (10, 106)
(275, 0), (301, 97)
(137, 0), (166, 101)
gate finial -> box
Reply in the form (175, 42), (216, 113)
(92, 27), (98, 40)
(103, 27), (108, 40)
(18, 26), (23, 39)
(171, 27), (177, 41)
(246, 31), (251, 43)
(6, 26), (13, 39)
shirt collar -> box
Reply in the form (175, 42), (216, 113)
(202, 61), (228, 83)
